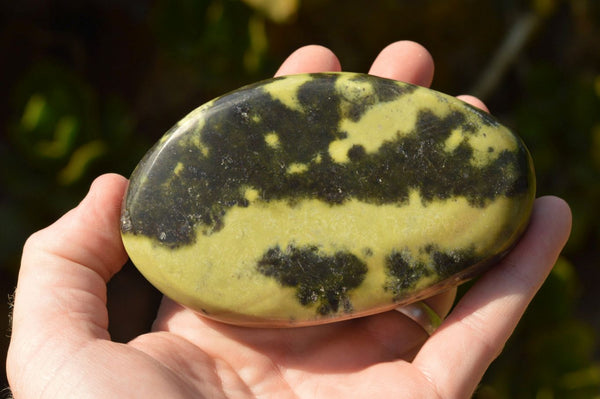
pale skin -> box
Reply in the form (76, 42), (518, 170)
(6, 41), (572, 398)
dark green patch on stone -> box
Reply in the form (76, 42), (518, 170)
(347, 144), (367, 161)
(385, 250), (433, 296)
(426, 245), (479, 279)
(385, 245), (479, 298)
(122, 73), (531, 247)
(256, 245), (367, 315)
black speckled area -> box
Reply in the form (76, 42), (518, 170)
(122, 73), (532, 248)
(383, 245), (477, 298)
(428, 245), (478, 278)
(385, 250), (434, 295)
(256, 245), (367, 315)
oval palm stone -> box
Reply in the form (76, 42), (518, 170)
(120, 72), (535, 327)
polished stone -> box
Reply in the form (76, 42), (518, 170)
(121, 72), (535, 327)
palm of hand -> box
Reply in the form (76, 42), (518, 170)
(124, 293), (452, 398)
(7, 42), (571, 399)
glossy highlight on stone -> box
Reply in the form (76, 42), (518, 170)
(120, 72), (536, 327)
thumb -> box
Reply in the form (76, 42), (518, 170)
(8, 173), (129, 373)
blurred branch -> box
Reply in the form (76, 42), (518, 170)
(471, 12), (542, 100)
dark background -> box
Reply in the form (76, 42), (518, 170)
(1, 0), (599, 397)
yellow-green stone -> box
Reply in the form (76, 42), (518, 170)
(120, 72), (535, 327)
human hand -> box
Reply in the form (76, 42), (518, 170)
(7, 41), (572, 398)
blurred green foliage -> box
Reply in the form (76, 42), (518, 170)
(1, 0), (599, 397)
(476, 257), (600, 398)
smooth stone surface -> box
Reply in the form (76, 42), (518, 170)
(120, 72), (536, 327)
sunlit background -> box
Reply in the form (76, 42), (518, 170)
(1, 0), (599, 397)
